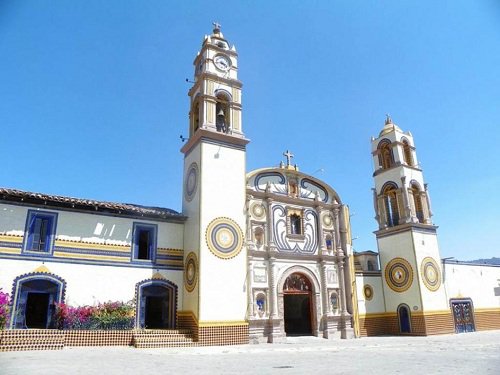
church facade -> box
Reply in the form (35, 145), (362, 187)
(0, 26), (498, 349)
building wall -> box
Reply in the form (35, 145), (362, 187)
(0, 202), (185, 308)
(443, 262), (500, 331)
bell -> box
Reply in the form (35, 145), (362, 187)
(217, 108), (225, 117)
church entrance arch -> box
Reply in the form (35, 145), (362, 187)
(136, 279), (177, 329)
(11, 273), (66, 329)
(397, 304), (412, 334)
(282, 273), (313, 335)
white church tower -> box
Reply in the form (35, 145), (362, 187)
(179, 24), (249, 344)
(371, 116), (453, 335)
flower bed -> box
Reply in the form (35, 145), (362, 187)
(55, 301), (134, 330)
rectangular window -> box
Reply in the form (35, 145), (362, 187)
(23, 210), (58, 254)
(132, 223), (157, 262)
(286, 208), (304, 238)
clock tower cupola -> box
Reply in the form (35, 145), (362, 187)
(188, 23), (243, 138)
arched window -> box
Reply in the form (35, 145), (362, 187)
(215, 90), (231, 133)
(367, 260), (375, 271)
(411, 182), (424, 223)
(290, 214), (301, 235)
(397, 304), (412, 333)
(378, 139), (394, 170)
(382, 183), (400, 227)
(402, 139), (414, 166)
(191, 100), (200, 135)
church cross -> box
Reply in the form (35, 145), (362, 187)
(283, 150), (294, 167)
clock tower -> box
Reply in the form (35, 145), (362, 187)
(178, 24), (249, 345)
(371, 116), (453, 335)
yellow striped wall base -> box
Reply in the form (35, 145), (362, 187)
(358, 311), (454, 336)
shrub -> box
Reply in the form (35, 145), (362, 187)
(0, 289), (10, 330)
(55, 300), (134, 330)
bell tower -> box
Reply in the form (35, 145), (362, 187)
(179, 24), (249, 345)
(371, 115), (453, 335)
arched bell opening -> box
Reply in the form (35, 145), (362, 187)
(215, 90), (231, 134)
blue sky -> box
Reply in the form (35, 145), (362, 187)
(1, 1), (499, 260)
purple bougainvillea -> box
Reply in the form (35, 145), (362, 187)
(0, 288), (10, 329)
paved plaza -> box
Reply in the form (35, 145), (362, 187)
(1, 330), (499, 375)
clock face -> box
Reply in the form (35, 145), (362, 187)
(214, 54), (231, 71)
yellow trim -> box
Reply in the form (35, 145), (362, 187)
(475, 307), (500, 313)
(198, 320), (248, 327)
(156, 259), (184, 266)
(55, 240), (129, 251)
(53, 251), (125, 262)
(0, 247), (22, 255)
(0, 235), (23, 243)
(358, 312), (397, 319)
(412, 310), (452, 317)
(157, 248), (184, 256)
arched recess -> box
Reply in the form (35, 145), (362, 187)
(377, 139), (395, 170)
(215, 89), (232, 133)
(135, 279), (178, 329)
(191, 96), (201, 135)
(10, 272), (66, 329)
(397, 303), (412, 334)
(277, 266), (321, 336)
(381, 182), (400, 227)
(410, 181), (425, 223)
(401, 137), (414, 166)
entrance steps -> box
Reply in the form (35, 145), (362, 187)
(132, 329), (196, 348)
(0, 329), (64, 351)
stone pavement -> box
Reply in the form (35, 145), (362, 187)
(1, 330), (499, 375)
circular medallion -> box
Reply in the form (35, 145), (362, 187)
(184, 162), (198, 202)
(250, 203), (266, 220)
(184, 252), (198, 292)
(206, 217), (244, 259)
(421, 257), (441, 291)
(363, 284), (374, 301)
(385, 257), (414, 293)
(322, 214), (332, 227)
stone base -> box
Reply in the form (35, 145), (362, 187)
(249, 317), (286, 344)
(321, 314), (355, 339)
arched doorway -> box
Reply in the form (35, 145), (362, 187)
(136, 279), (177, 329)
(283, 273), (313, 335)
(11, 273), (66, 329)
(397, 304), (412, 334)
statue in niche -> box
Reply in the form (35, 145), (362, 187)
(254, 227), (264, 249)
(288, 179), (299, 198)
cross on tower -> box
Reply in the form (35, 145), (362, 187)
(283, 150), (294, 167)
(213, 22), (221, 32)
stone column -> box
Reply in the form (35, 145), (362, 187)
(400, 176), (412, 223)
(247, 256), (255, 318)
(372, 188), (381, 228)
(424, 183), (433, 223)
(268, 257), (278, 318)
(265, 196), (276, 252)
(333, 208), (342, 256)
(320, 260), (331, 315)
(315, 204), (326, 255)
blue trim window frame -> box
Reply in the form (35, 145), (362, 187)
(131, 222), (158, 263)
(22, 210), (58, 255)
